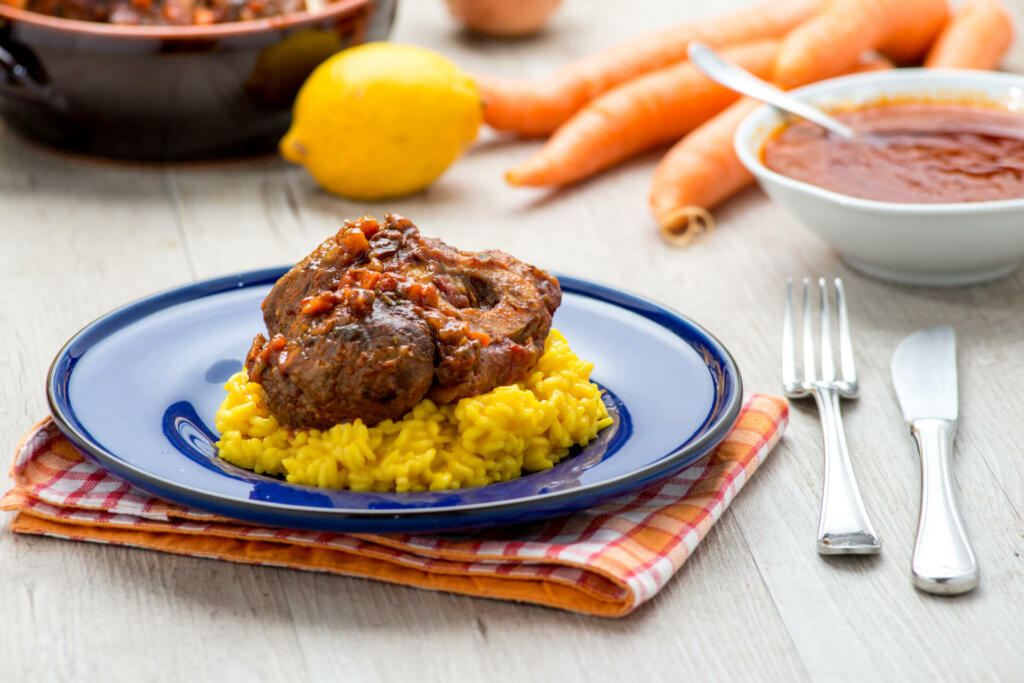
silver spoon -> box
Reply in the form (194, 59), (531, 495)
(688, 42), (856, 140)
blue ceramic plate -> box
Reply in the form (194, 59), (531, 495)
(47, 269), (742, 533)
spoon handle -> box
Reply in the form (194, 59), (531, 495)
(687, 42), (856, 140)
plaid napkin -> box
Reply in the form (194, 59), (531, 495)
(2, 394), (787, 617)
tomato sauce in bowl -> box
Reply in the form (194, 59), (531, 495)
(761, 102), (1024, 204)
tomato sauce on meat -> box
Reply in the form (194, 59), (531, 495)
(762, 102), (1024, 204)
(246, 214), (561, 429)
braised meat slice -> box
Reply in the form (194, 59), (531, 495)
(245, 213), (561, 428)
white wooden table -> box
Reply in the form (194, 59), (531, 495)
(3, 1), (1024, 680)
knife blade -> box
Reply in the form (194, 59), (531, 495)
(891, 326), (978, 595)
(892, 326), (958, 422)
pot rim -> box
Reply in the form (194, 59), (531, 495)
(0, 0), (372, 40)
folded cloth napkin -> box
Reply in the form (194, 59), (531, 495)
(2, 394), (787, 617)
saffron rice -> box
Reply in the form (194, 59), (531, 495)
(215, 330), (612, 492)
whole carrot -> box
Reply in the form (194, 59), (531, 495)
(649, 98), (761, 246)
(477, 0), (820, 137)
(925, 0), (1014, 70)
(651, 55), (892, 244)
(773, 0), (948, 90)
(505, 40), (780, 188)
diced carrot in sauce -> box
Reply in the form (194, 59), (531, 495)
(467, 330), (491, 346)
(255, 333), (288, 371)
(377, 273), (400, 291)
(354, 215), (382, 238)
(419, 283), (439, 307)
(346, 289), (375, 314)
(358, 270), (380, 289)
(340, 228), (370, 256)
(193, 7), (216, 23)
(300, 294), (333, 316)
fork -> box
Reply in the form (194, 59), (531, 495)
(783, 277), (882, 555)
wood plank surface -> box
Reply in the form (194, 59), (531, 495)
(3, 1), (1024, 681)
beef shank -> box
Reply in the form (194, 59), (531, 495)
(245, 213), (561, 428)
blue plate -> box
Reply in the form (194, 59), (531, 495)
(47, 269), (742, 533)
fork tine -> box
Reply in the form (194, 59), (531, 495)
(819, 278), (835, 381)
(783, 279), (798, 387)
(802, 278), (815, 383)
(835, 278), (857, 385)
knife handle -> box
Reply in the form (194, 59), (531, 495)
(812, 386), (882, 555)
(910, 418), (978, 595)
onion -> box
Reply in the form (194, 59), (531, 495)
(444, 0), (563, 38)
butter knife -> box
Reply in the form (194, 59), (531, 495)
(891, 326), (978, 595)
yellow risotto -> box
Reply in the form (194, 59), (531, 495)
(215, 330), (613, 492)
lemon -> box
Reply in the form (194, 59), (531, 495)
(280, 42), (482, 200)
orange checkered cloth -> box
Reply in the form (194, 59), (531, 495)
(2, 394), (787, 617)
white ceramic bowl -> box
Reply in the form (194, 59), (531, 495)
(735, 69), (1024, 287)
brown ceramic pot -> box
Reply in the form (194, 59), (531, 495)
(0, 0), (396, 159)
